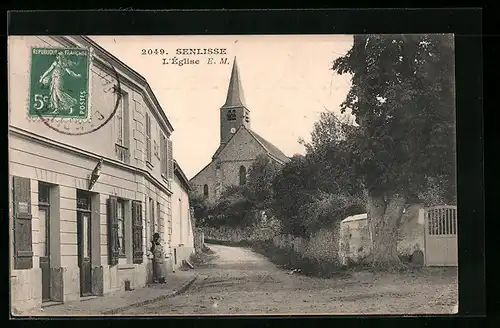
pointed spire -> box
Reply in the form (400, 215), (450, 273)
(222, 57), (247, 108)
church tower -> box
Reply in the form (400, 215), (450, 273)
(219, 57), (251, 145)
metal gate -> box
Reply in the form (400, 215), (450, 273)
(424, 205), (458, 266)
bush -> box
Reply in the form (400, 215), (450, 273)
(300, 192), (366, 236)
(202, 225), (278, 244)
(203, 238), (253, 248)
(188, 250), (216, 267)
(202, 244), (215, 254)
(303, 228), (341, 263)
(250, 240), (348, 278)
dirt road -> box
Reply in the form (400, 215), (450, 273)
(122, 244), (458, 315)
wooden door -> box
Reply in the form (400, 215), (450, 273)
(77, 211), (92, 296)
(39, 206), (51, 302)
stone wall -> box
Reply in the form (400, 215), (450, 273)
(338, 204), (426, 265)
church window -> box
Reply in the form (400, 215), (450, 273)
(203, 184), (209, 198)
(244, 109), (250, 124)
(239, 166), (247, 185)
(227, 110), (236, 121)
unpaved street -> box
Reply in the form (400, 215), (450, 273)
(122, 244), (458, 315)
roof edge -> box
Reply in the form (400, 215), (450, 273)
(174, 160), (191, 191)
(244, 126), (290, 164)
(56, 36), (175, 134)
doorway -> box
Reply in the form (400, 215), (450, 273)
(38, 183), (51, 302)
(77, 191), (92, 296)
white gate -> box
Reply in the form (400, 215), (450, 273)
(424, 205), (458, 266)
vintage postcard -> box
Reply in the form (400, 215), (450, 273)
(8, 34), (458, 316)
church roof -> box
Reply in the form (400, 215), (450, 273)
(247, 129), (290, 164)
(211, 125), (290, 164)
(221, 57), (247, 109)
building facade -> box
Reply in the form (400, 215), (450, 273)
(170, 161), (195, 271)
(189, 58), (290, 202)
(9, 36), (175, 313)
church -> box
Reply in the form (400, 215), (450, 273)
(190, 58), (290, 202)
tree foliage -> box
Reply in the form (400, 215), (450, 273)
(201, 155), (281, 228)
(246, 154), (280, 210)
(270, 154), (316, 236)
(207, 185), (255, 227)
(331, 34), (456, 202)
(326, 34), (456, 268)
(188, 191), (211, 225)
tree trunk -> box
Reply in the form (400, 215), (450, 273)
(366, 192), (407, 270)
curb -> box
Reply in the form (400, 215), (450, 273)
(101, 274), (198, 315)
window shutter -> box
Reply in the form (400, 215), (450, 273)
(160, 134), (166, 175)
(146, 113), (152, 162)
(12, 176), (33, 270)
(167, 139), (174, 180)
(107, 197), (119, 266)
(132, 200), (144, 264)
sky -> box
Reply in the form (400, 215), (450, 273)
(91, 35), (354, 179)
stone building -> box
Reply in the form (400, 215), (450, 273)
(189, 58), (290, 202)
(9, 36), (176, 313)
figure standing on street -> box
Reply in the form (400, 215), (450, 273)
(150, 233), (167, 284)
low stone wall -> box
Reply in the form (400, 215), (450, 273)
(338, 204), (426, 265)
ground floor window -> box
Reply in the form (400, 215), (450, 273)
(149, 197), (155, 242)
(117, 199), (126, 257)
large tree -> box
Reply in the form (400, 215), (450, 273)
(331, 34), (456, 268)
(271, 154), (320, 237)
(201, 155), (282, 228)
(246, 154), (280, 211)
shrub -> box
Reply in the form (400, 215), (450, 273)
(297, 192), (366, 237)
(251, 239), (348, 279)
(302, 228), (341, 263)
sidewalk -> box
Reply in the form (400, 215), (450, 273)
(24, 271), (198, 316)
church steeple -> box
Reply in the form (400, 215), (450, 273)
(222, 57), (247, 109)
(219, 57), (251, 145)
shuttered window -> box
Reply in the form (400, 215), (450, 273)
(132, 200), (143, 264)
(12, 176), (33, 270)
(116, 95), (124, 146)
(117, 200), (126, 257)
(150, 198), (155, 235)
(107, 197), (119, 266)
(167, 139), (174, 180)
(145, 112), (152, 163)
(160, 133), (166, 175)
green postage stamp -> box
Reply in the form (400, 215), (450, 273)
(28, 47), (91, 120)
